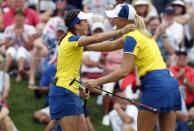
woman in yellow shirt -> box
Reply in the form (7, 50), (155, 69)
(49, 9), (134, 131)
(84, 4), (181, 131)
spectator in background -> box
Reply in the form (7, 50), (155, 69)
(52, 0), (76, 17)
(0, 55), (10, 109)
(162, 6), (184, 50)
(152, 0), (174, 14)
(172, 0), (193, 49)
(171, 0), (194, 64)
(147, 16), (175, 63)
(2, 0), (40, 28)
(39, 0), (56, 13)
(33, 64), (56, 124)
(28, 22), (66, 89)
(109, 91), (138, 131)
(169, 50), (194, 123)
(4, 10), (36, 82)
(0, 55), (17, 131)
(132, 0), (158, 24)
(1, 0), (14, 13)
(170, 50), (194, 109)
(82, 0), (116, 16)
(40, 0), (76, 23)
(169, 50), (194, 131)
(175, 96), (192, 131)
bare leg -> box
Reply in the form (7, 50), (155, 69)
(85, 116), (95, 131)
(138, 110), (158, 131)
(159, 111), (176, 131)
(16, 57), (25, 82)
(45, 120), (56, 131)
(59, 114), (87, 131)
(28, 48), (41, 85)
(5, 54), (13, 72)
(33, 111), (51, 124)
(1, 116), (13, 131)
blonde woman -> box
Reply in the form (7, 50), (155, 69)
(48, 9), (134, 131)
(84, 4), (181, 131)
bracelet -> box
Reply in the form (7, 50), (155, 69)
(119, 29), (123, 35)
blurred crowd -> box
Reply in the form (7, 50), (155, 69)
(0, 0), (194, 131)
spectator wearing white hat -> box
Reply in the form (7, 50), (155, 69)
(132, 0), (158, 24)
(172, 0), (194, 62)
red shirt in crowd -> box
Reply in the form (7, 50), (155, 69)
(2, 7), (40, 28)
(170, 66), (194, 105)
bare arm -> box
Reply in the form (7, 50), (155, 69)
(86, 37), (124, 52)
(2, 74), (10, 101)
(4, 38), (14, 49)
(84, 54), (135, 88)
(176, 111), (189, 122)
(174, 15), (190, 25)
(162, 37), (175, 55)
(23, 34), (36, 50)
(78, 24), (135, 46)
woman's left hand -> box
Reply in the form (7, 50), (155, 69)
(79, 87), (90, 100)
(121, 24), (136, 34)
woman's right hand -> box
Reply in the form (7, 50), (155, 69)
(120, 24), (136, 34)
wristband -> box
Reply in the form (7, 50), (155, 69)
(119, 29), (123, 35)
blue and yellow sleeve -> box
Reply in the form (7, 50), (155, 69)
(68, 35), (81, 47)
(123, 36), (139, 56)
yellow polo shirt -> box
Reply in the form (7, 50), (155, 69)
(123, 30), (166, 77)
(56, 32), (83, 95)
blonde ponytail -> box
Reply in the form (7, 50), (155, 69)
(133, 15), (152, 38)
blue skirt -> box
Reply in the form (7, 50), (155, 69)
(49, 85), (84, 120)
(140, 69), (182, 112)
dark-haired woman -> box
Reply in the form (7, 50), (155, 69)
(48, 9), (134, 131)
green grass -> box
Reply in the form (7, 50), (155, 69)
(7, 78), (194, 131)
(7, 78), (112, 131)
